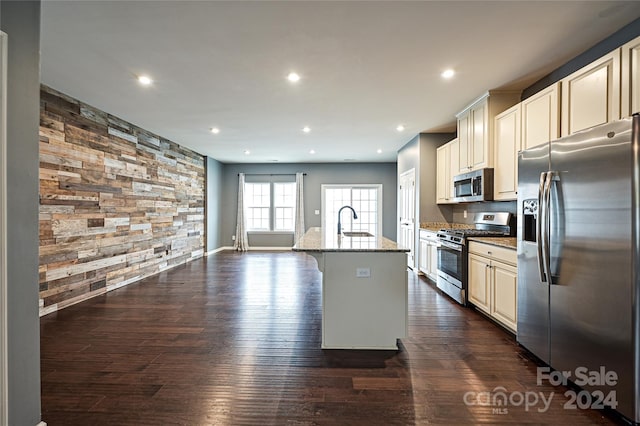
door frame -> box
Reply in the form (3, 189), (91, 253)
(398, 168), (416, 268)
(320, 184), (383, 237)
(0, 30), (8, 425)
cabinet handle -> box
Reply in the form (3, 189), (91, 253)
(487, 251), (492, 255)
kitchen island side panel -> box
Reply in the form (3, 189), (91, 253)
(322, 251), (408, 350)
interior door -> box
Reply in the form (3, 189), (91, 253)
(398, 169), (415, 268)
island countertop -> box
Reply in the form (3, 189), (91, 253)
(293, 227), (409, 253)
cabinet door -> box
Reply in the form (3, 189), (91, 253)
(418, 239), (429, 274)
(458, 113), (471, 173)
(468, 253), (490, 313)
(561, 49), (621, 136)
(449, 138), (460, 199)
(491, 261), (518, 332)
(622, 35), (640, 118)
(428, 242), (439, 280)
(471, 100), (490, 170)
(436, 144), (450, 204)
(521, 82), (560, 150)
(494, 104), (520, 201)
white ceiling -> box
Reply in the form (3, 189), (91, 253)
(40, 1), (640, 164)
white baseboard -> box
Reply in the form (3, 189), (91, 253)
(207, 246), (293, 254)
(205, 246), (232, 256)
(249, 246), (292, 251)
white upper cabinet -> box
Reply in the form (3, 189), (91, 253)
(456, 91), (520, 174)
(494, 104), (520, 201)
(436, 138), (459, 204)
(622, 34), (640, 118)
(436, 143), (450, 204)
(521, 82), (560, 150)
(561, 49), (621, 136)
(457, 113), (471, 173)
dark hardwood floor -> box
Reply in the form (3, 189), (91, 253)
(41, 251), (623, 425)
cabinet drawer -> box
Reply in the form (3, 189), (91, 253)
(468, 241), (516, 265)
(419, 229), (438, 241)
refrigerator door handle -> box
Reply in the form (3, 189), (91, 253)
(541, 171), (555, 285)
(537, 172), (548, 283)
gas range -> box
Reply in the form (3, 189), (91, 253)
(435, 212), (514, 306)
(436, 228), (511, 245)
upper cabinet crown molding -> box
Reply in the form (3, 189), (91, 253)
(561, 48), (621, 137)
(621, 34), (640, 118)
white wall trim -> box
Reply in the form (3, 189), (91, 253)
(206, 247), (231, 256)
(207, 246), (294, 255)
(0, 31), (8, 426)
(248, 246), (292, 251)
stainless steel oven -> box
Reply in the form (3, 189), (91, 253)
(436, 240), (466, 305)
(435, 212), (513, 306)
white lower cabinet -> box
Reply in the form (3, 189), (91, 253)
(418, 229), (439, 281)
(468, 241), (517, 332)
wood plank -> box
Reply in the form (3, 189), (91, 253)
(40, 252), (623, 425)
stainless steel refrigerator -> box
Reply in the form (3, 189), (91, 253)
(517, 114), (639, 423)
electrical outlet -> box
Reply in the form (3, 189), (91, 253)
(231, 235), (236, 241)
(356, 267), (371, 278)
(463, 209), (467, 219)
(314, 210), (320, 215)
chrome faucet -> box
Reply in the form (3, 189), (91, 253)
(337, 205), (358, 235)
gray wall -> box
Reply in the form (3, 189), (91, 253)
(397, 133), (454, 267)
(418, 133), (455, 223)
(206, 156), (223, 251)
(219, 163), (397, 247)
(397, 133), (454, 225)
(1, 1), (42, 424)
(523, 17), (640, 99)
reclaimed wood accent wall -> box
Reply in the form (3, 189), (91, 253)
(38, 85), (205, 315)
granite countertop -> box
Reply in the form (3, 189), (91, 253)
(293, 227), (409, 253)
(467, 237), (517, 250)
(419, 222), (470, 232)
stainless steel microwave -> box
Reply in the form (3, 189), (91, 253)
(452, 168), (494, 202)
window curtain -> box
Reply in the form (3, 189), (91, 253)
(234, 173), (249, 251)
(294, 172), (305, 243)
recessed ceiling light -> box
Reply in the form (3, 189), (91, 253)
(310, 149), (316, 154)
(210, 127), (220, 134)
(244, 149), (250, 155)
(302, 126), (311, 133)
(396, 125), (405, 132)
(441, 69), (455, 79)
(377, 149), (382, 154)
(287, 72), (300, 83)
(137, 75), (153, 86)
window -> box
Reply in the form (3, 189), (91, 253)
(245, 182), (296, 231)
(321, 184), (382, 239)
(274, 183), (295, 231)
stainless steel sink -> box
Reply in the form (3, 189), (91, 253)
(342, 231), (373, 237)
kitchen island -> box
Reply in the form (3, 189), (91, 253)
(292, 227), (409, 350)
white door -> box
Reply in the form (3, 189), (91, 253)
(321, 184), (383, 240)
(0, 31), (8, 425)
(398, 169), (415, 269)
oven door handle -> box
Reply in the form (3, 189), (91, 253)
(438, 241), (463, 252)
